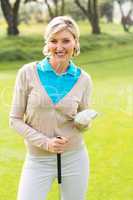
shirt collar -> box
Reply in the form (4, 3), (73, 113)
(38, 57), (77, 76)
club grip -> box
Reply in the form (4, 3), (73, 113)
(57, 136), (62, 184)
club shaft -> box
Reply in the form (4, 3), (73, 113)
(57, 153), (62, 184)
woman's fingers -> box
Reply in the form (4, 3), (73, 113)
(54, 139), (69, 149)
(56, 136), (69, 144)
(47, 137), (70, 153)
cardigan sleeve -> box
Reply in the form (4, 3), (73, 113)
(78, 74), (93, 112)
(74, 73), (93, 131)
(9, 66), (49, 150)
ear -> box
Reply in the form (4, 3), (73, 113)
(73, 45), (80, 57)
(72, 47), (76, 57)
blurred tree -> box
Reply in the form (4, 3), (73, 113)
(99, 1), (113, 22)
(65, 0), (87, 20)
(45, 0), (65, 19)
(74, 0), (101, 34)
(0, 0), (21, 35)
(25, 0), (65, 20)
(19, 3), (31, 24)
(117, 0), (133, 32)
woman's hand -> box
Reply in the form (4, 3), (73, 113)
(74, 120), (92, 130)
(47, 137), (69, 153)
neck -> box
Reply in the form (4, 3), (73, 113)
(49, 57), (69, 74)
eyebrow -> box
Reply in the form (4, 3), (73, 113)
(50, 37), (70, 40)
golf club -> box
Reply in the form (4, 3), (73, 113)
(57, 136), (62, 200)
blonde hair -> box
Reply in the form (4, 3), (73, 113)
(43, 16), (80, 57)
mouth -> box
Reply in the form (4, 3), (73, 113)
(55, 52), (66, 57)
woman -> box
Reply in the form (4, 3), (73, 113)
(9, 16), (93, 200)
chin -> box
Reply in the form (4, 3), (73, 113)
(56, 56), (67, 62)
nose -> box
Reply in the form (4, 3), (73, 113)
(56, 42), (64, 50)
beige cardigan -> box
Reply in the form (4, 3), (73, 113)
(9, 62), (92, 155)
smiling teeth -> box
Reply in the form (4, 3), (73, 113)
(56, 52), (65, 56)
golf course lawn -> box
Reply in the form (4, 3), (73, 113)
(0, 24), (133, 199)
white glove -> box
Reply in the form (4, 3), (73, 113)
(74, 109), (98, 126)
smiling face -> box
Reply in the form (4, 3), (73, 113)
(47, 29), (76, 64)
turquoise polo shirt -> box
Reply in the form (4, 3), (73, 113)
(37, 57), (81, 104)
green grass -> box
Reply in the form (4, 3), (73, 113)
(0, 21), (133, 66)
(0, 21), (133, 200)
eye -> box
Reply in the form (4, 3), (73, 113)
(63, 39), (70, 44)
(50, 39), (57, 43)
